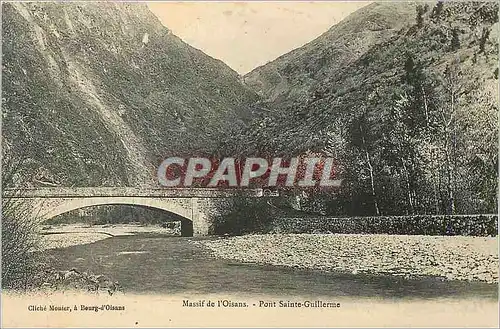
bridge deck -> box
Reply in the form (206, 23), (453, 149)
(3, 187), (270, 198)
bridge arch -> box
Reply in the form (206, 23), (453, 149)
(37, 197), (199, 236)
(4, 187), (252, 236)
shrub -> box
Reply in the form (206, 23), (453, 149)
(1, 198), (44, 289)
(210, 194), (274, 236)
(2, 150), (45, 290)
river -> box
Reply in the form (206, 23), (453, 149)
(43, 234), (498, 300)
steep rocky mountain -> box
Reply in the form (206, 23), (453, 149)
(241, 2), (498, 215)
(244, 2), (417, 104)
(2, 2), (259, 187)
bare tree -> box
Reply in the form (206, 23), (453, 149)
(359, 123), (380, 216)
(437, 60), (467, 214)
(2, 142), (44, 290)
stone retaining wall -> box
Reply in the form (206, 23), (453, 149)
(271, 214), (498, 236)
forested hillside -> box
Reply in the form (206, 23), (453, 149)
(243, 2), (499, 216)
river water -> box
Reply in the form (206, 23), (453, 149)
(42, 234), (498, 300)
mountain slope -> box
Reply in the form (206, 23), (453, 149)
(2, 2), (259, 187)
(244, 2), (416, 104)
(241, 2), (498, 215)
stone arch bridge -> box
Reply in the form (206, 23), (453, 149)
(3, 187), (268, 236)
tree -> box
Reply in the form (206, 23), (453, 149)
(383, 54), (444, 215)
(416, 5), (425, 29)
(450, 28), (460, 51)
(348, 110), (381, 216)
(383, 94), (419, 214)
(431, 1), (444, 20)
(430, 59), (474, 215)
(479, 27), (490, 55)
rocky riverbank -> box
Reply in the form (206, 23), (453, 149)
(200, 234), (499, 284)
(41, 232), (111, 250)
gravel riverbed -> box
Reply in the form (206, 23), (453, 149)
(39, 224), (179, 250)
(200, 234), (499, 284)
(41, 232), (111, 250)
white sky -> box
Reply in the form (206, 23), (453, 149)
(147, 2), (370, 74)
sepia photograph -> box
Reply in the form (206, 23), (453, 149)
(1, 0), (498, 327)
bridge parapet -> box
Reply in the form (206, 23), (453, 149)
(3, 187), (265, 198)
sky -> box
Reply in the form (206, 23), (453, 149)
(147, 2), (370, 75)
